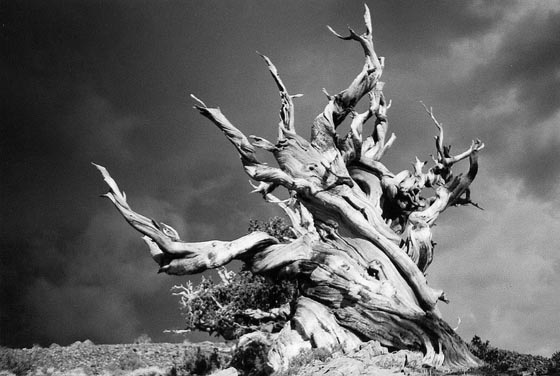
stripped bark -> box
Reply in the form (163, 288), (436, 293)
(95, 5), (483, 372)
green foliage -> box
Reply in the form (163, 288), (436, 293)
(468, 335), (553, 375)
(173, 217), (299, 340)
(0, 347), (35, 376)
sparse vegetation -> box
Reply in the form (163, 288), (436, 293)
(550, 351), (560, 375)
(172, 346), (229, 376)
(134, 334), (153, 344)
(172, 218), (299, 341)
(172, 269), (297, 341)
(247, 217), (295, 243)
(230, 339), (273, 376)
(0, 346), (36, 376)
(468, 335), (557, 375)
(279, 346), (338, 376)
(117, 350), (147, 371)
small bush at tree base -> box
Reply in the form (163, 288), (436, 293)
(173, 270), (297, 340)
(172, 218), (299, 341)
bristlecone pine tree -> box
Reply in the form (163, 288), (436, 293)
(94, 5), (484, 372)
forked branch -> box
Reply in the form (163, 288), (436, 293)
(192, 95), (320, 195)
(312, 5), (384, 152)
(93, 163), (278, 274)
(420, 101), (485, 169)
(258, 53), (302, 139)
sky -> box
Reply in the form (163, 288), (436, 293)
(1, 0), (559, 357)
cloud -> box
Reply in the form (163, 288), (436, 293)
(25, 279), (141, 345)
(65, 92), (141, 162)
(432, 175), (560, 356)
(393, 1), (560, 202)
(479, 9), (560, 121)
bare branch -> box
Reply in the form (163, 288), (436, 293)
(327, 4), (381, 73)
(420, 101), (444, 159)
(313, 5), (384, 153)
(250, 135), (277, 152)
(264, 193), (316, 237)
(258, 53), (300, 138)
(446, 151), (480, 208)
(192, 95), (259, 165)
(193, 96), (320, 193)
(421, 101), (485, 168)
(94, 163), (279, 274)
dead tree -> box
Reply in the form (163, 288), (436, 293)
(94, 6), (483, 372)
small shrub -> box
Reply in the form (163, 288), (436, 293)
(172, 218), (299, 341)
(173, 347), (230, 376)
(468, 335), (552, 375)
(247, 217), (295, 242)
(230, 340), (273, 376)
(280, 346), (338, 376)
(549, 351), (560, 374)
(118, 350), (146, 371)
(134, 333), (153, 344)
(0, 347), (35, 376)
(173, 270), (297, 340)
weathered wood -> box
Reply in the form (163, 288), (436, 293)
(95, 5), (483, 373)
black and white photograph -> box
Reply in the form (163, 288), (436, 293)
(1, 1), (560, 375)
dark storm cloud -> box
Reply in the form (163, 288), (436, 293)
(469, 5), (560, 200)
(380, 2), (560, 201)
(478, 8), (560, 200)
(431, 181), (560, 356)
(478, 9), (560, 120)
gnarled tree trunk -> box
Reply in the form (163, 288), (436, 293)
(94, 6), (484, 372)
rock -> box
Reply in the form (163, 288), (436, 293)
(370, 349), (423, 369)
(126, 366), (170, 376)
(354, 340), (388, 357)
(310, 356), (366, 376)
(52, 367), (90, 376)
(209, 367), (238, 376)
(268, 323), (311, 372)
(287, 342), (427, 376)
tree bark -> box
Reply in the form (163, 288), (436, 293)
(94, 5), (484, 372)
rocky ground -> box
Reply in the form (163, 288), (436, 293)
(0, 339), (485, 376)
(0, 340), (232, 376)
